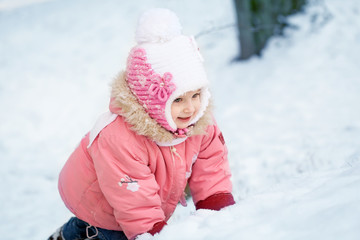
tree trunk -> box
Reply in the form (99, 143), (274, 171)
(234, 0), (306, 60)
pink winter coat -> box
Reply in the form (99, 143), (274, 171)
(58, 72), (233, 239)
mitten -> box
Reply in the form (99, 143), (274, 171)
(195, 192), (235, 211)
(148, 221), (167, 235)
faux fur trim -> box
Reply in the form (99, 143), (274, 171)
(110, 71), (213, 143)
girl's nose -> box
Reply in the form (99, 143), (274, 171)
(183, 100), (195, 113)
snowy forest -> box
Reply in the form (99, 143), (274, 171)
(1, 0), (359, 239)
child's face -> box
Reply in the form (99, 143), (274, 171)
(171, 89), (201, 129)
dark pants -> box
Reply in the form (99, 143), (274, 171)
(62, 217), (128, 240)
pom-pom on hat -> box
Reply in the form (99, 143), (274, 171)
(135, 8), (182, 43)
(126, 8), (210, 134)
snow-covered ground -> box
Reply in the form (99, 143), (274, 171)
(1, 0), (359, 239)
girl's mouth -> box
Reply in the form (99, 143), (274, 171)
(178, 116), (192, 122)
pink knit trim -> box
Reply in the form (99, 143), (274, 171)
(126, 48), (176, 132)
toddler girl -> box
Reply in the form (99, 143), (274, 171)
(48, 8), (235, 240)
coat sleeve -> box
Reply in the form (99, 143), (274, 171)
(188, 123), (235, 209)
(89, 131), (165, 239)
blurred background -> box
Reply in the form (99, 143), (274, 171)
(1, 0), (359, 239)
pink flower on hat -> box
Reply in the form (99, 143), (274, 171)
(148, 72), (175, 102)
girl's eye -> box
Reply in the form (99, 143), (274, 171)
(174, 98), (182, 103)
(192, 93), (201, 98)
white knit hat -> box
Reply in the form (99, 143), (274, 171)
(126, 8), (210, 133)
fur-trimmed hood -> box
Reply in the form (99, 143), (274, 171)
(110, 71), (213, 143)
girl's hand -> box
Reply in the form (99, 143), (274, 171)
(196, 193), (235, 211)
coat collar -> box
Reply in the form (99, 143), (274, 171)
(110, 71), (213, 144)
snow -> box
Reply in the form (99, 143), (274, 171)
(0, 0), (359, 239)
(140, 165), (360, 240)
